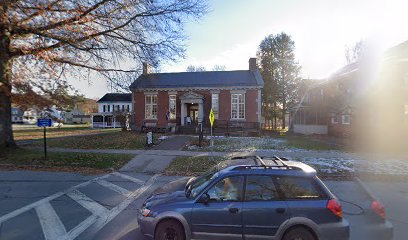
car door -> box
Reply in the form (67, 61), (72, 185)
(275, 176), (330, 224)
(242, 175), (291, 239)
(191, 175), (244, 240)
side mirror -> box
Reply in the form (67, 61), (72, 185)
(199, 193), (210, 205)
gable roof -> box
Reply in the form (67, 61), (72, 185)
(97, 93), (132, 103)
(129, 70), (264, 90)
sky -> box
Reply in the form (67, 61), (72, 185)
(76, 0), (408, 99)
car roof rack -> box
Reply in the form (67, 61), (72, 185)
(231, 155), (303, 171)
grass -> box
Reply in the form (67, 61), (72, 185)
(164, 155), (225, 176)
(188, 134), (342, 152)
(14, 124), (119, 141)
(29, 131), (154, 149)
(0, 148), (134, 170)
(281, 135), (342, 151)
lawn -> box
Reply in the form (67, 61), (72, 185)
(14, 124), (119, 141)
(0, 148), (134, 170)
(164, 155), (226, 176)
(187, 134), (342, 152)
(29, 131), (154, 149)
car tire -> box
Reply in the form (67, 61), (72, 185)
(154, 219), (185, 240)
(283, 226), (316, 240)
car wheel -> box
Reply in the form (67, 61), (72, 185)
(283, 227), (316, 240)
(154, 219), (185, 240)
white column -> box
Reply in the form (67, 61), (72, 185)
(102, 115), (105, 128)
(181, 102), (186, 126)
(198, 102), (204, 124)
(91, 114), (94, 128)
(113, 116), (116, 128)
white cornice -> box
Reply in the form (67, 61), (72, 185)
(132, 86), (262, 92)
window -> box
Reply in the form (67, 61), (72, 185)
(145, 95), (157, 119)
(231, 93), (245, 119)
(207, 176), (244, 202)
(122, 105), (125, 111)
(127, 105), (130, 112)
(211, 94), (219, 119)
(276, 176), (327, 200)
(103, 105), (106, 112)
(331, 113), (338, 124)
(107, 105), (110, 112)
(245, 176), (279, 201)
(342, 115), (351, 124)
(169, 95), (176, 119)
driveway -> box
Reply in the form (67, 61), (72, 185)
(0, 169), (406, 240)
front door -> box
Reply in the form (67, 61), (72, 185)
(242, 175), (291, 239)
(191, 176), (244, 240)
(187, 103), (199, 124)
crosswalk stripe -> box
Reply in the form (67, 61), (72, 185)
(111, 172), (145, 184)
(96, 179), (131, 196)
(66, 189), (108, 217)
(35, 202), (67, 240)
(81, 174), (160, 238)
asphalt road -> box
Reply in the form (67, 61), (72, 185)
(0, 170), (405, 240)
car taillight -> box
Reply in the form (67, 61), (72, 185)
(327, 199), (343, 218)
(371, 200), (386, 219)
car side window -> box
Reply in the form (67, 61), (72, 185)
(245, 175), (279, 201)
(276, 176), (327, 200)
(207, 176), (244, 202)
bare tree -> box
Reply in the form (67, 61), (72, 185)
(212, 65), (226, 71)
(186, 65), (206, 72)
(0, 0), (208, 148)
(345, 40), (363, 64)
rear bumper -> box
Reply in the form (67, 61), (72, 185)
(319, 219), (350, 240)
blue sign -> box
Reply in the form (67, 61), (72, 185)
(37, 118), (52, 127)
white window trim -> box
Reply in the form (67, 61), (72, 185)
(145, 95), (158, 119)
(342, 115), (351, 125)
(169, 95), (177, 120)
(211, 93), (219, 119)
(231, 93), (245, 120)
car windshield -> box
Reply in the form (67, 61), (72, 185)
(186, 165), (219, 199)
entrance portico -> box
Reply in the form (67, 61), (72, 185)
(179, 91), (204, 126)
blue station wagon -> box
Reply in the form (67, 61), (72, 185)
(138, 156), (350, 240)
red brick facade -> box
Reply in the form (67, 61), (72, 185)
(132, 89), (261, 130)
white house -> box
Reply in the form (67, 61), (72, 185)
(92, 93), (133, 128)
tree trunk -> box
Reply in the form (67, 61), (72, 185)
(273, 102), (277, 130)
(0, 16), (15, 148)
(282, 102), (286, 130)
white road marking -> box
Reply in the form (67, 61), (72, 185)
(0, 172), (154, 240)
(65, 214), (98, 240)
(0, 173), (111, 224)
(66, 189), (109, 217)
(111, 172), (145, 184)
(96, 179), (131, 196)
(80, 174), (160, 238)
(35, 202), (67, 240)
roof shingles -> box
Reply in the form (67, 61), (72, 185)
(129, 70), (264, 90)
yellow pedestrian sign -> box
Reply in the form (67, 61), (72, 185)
(209, 109), (215, 127)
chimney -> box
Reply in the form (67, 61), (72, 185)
(249, 58), (257, 71)
(142, 62), (152, 75)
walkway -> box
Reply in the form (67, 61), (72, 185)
(152, 135), (193, 150)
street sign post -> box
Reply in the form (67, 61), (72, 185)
(37, 118), (52, 160)
(209, 109), (215, 147)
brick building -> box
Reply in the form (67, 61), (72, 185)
(290, 40), (408, 139)
(129, 58), (264, 133)
(290, 62), (359, 137)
